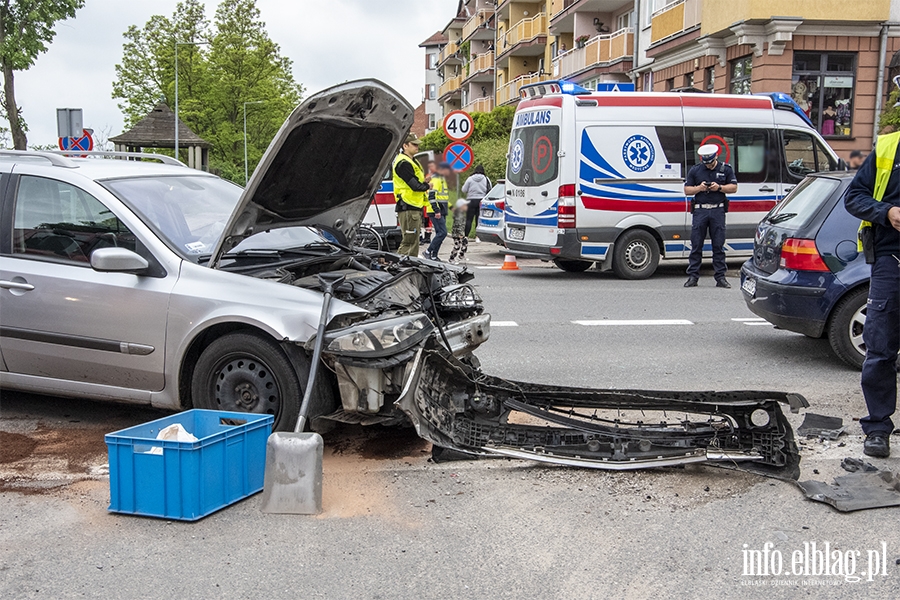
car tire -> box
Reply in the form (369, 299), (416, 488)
(191, 332), (329, 431)
(827, 286), (868, 370)
(553, 258), (593, 272)
(612, 229), (659, 280)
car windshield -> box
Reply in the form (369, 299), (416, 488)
(103, 175), (329, 262)
(766, 176), (841, 229)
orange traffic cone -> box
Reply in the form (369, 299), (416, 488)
(501, 255), (519, 271)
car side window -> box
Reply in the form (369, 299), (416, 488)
(783, 130), (817, 179)
(12, 175), (137, 263)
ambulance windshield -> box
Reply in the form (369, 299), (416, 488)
(507, 126), (559, 187)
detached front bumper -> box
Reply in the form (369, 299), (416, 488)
(397, 349), (806, 478)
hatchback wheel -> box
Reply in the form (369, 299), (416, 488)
(192, 332), (316, 431)
(612, 229), (659, 280)
(827, 287), (867, 370)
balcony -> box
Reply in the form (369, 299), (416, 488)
(466, 51), (495, 80)
(552, 28), (633, 79)
(497, 72), (552, 105)
(464, 96), (495, 114)
(462, 9), (494, 41)
(650, 0), (701, 45)
(551, 0), (577, 18)
(505, 13), (548, 49)
(438, 40), (460, 65)
(439, 74), (463, 99)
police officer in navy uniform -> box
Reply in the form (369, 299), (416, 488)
(683, 144), (738, 288)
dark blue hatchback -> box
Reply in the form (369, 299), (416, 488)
(740, 172), (870, 369)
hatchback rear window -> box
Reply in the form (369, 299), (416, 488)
(507, 126), (559, 187)
(766, 176), (840, 228)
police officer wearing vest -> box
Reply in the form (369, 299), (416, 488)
(683, 144), (738, 288)
(845, 126), (900, 458)
(424, 162), (451, 261)
(393, 133), (431, 256)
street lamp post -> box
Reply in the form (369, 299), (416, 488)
(243, 100), (265, 184)
(175, 40), (208, 161)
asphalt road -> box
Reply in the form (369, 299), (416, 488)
(2, 246), (898, 599)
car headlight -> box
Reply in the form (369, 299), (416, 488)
(439, 284), (481, 311)
(324, 313), (434, 357)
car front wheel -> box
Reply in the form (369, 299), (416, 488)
(827, 287), (868, 370)
(191, 332), (317, 431)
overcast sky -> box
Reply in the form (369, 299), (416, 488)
(11, 0), (458, 147)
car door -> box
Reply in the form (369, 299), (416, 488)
(0, 172), (176, 391)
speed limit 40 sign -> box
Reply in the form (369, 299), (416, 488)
(442, 110), (473, 142)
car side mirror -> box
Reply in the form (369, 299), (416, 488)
(90, 247), (149, 273)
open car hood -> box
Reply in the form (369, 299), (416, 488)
(210, 79), (414, 268)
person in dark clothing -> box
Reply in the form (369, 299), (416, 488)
(462, 164), (491, 238)
(848, 149), (865, 170)
(844, 131), (900, 458)
(683, 144), (738, 288)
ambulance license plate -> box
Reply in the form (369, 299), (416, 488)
(507, 226), (525, 241)
(741, 276), (757, 297)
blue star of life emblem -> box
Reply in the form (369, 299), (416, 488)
(622, 135), (655, 173)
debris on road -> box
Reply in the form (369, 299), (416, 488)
(798, 468), (900, 512)
(840, 457), (879, 473)
(797, 413), (845, 440)
(399, 349), (806, 479)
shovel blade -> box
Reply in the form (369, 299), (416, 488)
(260, 432), (323, 514)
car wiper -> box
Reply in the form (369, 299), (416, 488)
(767, 212), (797, 224)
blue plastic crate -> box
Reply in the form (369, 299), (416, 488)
(106, 409), (274, 521)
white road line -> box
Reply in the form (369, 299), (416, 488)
(572, 319), (694, 326)
(476, 265), (502, 270)
(743, 322), (772, 326)
(731, 318), (766, 322)
(491, 321), (519, 327)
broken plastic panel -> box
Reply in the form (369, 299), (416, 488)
(398, 350), (806, 479)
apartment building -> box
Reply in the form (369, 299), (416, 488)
(636, 0), (900, 153)
(495, 1), (555, 105)
(419, 31), (447, 133)
(549, 0), (636, 89)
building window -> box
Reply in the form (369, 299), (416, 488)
(792, 52), (856, 138)
(428, 53), (437, 70)
(705, 66), (715, 93)
(686, 71), (695, 89)
(666, 77), (675, 91)
(616, 11), (632, 31)
(730, 56), (752, 95)
(428, 114), (436, 130)
(427, 84), (436, 100)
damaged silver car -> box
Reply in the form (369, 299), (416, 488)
(0, 80), (488, 432)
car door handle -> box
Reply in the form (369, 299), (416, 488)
(758, 186), (775, 193)
(784, 187), (795, 194)
(0, 280), (34, 291)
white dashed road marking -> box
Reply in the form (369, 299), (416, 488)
(572, 319), (694, 326)
(491, 321), (519, 327)
(732, 317), (770, 326)
(476, 266), (502, 270)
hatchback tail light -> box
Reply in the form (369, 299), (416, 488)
(780, 238), (830, 272)
(557, 184), (576, 229)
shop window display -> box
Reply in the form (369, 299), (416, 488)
(791, 52), (855, 138)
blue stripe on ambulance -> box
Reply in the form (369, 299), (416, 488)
(580, 243), (610, 258)
(505, 203), (558, 227)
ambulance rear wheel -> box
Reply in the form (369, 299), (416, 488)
(554, 259), (593, 272)
(612, 229), (659, 280)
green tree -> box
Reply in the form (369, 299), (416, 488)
(112, 0), (303, 183)
(0, 0), (84, 149)
(878, 90), (900, 133)
(420, 105), (513, 184)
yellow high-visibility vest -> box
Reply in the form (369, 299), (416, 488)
(431, 175), (450, 202)
(392, 153), (428, 209)
(858, 131), (900, 250)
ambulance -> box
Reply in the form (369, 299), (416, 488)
(503, 81), (843, 279)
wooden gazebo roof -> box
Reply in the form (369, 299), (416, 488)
(110, 103), (209, 148)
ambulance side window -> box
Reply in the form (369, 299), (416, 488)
(733, 130), (769, 183)
(685, 129), (735, 173)
(655, 127), (686, 175)
(782, 130), (817, 179)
